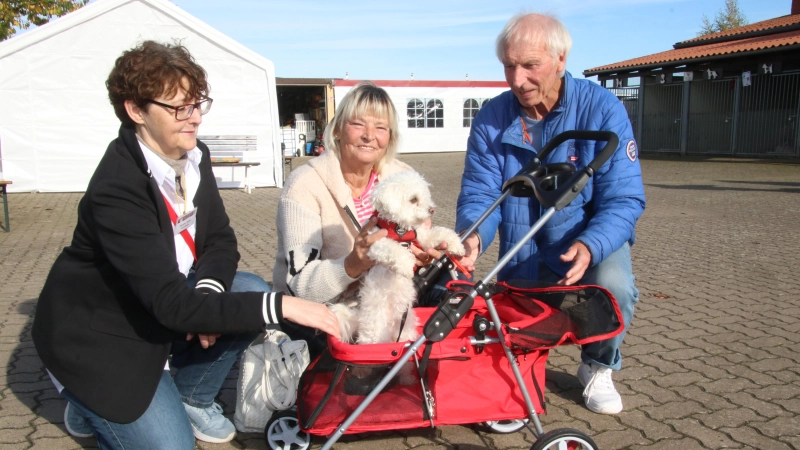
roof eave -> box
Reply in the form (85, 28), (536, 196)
(583, 44), (800, 78)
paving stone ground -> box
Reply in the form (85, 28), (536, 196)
(1, 152), (799, 449)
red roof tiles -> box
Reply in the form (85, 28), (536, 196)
(678, 14), (800, 45)
(584, 13), (800, 76)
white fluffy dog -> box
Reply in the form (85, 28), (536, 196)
(331, 170), (465, 348)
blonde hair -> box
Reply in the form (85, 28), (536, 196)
(323, 81), (399, 173)
(496, 13), (572, 78)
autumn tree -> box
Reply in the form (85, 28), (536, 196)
(0, 0), (88, 42)
(698, 0), (748, 36)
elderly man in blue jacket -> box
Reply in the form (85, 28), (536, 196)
(456, 13), (646, 414)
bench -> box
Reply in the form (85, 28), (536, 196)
(199, 135), (260, 194)
(1, 180), (10, 232)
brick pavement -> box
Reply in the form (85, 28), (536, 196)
(1, 153), (799, 449)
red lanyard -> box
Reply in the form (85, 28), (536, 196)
(162, 194), (197, 263)
(520, 116), (531, 145)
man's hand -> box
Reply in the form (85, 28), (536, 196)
(459, 233), (481, 273)
(344, 217), (388, 278)
(410, 242), (446, 267)
(186, 333), (222, 349)
(558, 241), (592, 285)
(282, 296), (341, 340)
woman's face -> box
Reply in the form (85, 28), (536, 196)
(338, 115), (390, 170)
(130, 82), (202, 158)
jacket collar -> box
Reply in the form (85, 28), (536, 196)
(307, 149), (412, 208)
(501, 71), (574, 150)
(118, 125), (152, 176)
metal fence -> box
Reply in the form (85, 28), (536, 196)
(640, 83), (682, 153)
(686, 79), (736, 155)
(609, 87), (640, 138)
(737, 72), (800, 156)
(607, 73), (800, 158)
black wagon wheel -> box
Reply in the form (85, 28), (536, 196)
(530, 428), (598, 450)
(264, 410), (310, 450)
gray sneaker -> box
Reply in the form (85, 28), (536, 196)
(64, 402), (93, 438)
(183, 402), (236, 443)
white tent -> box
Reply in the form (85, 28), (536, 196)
(0, 0), (283, 193)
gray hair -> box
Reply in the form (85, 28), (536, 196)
(323, 81), (399, 173)
(495, 12), (572, 77)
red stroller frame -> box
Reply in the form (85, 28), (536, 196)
(297, 281), (623, 437)
(271, 130), (623, 450)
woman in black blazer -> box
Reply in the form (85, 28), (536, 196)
(31, 41), (339, 449)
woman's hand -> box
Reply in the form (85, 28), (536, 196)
(282, 296), (341, 340)
(186, 333), (221, 349)
(344, 217), (387, 278)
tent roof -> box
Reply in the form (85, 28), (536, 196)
(0, 0), (274, 73)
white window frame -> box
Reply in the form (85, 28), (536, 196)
(463, 98), (492, 127)
(407, 98), (444, 128)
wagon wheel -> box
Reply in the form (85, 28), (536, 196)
(529, 428), (598, 450)
(264, 410), (310, 450)
(483, 418), (529, 433)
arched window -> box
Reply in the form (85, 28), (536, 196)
(407, 98), (424, 128)
(407, 98), (444, 128)
(463, 97), (493, 127)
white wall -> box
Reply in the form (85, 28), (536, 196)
(0, 0), (281, 192)
(334, 85), (509, 154)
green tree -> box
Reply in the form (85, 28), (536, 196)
(0, 0), (88, 42)
(698, 0), (749, 36)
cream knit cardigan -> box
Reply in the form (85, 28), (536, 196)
(273, 149), (412, 304)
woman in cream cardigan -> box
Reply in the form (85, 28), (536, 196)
(274, 82), (424, 353)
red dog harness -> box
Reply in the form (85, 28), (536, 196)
(372, 211), (420, 248)
(371, 211), (470, 278)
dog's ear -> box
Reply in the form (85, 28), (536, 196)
(372, 180), (400, 215)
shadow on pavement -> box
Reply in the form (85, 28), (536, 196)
(645, 183), (800, 194)
(6, 299), (92, 446)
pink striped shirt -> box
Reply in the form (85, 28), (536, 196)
(353, 171), (377, 226)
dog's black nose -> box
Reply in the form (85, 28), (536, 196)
(429, 207), (435, 215)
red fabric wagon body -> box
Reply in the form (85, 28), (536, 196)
(297, 281), (624, 436)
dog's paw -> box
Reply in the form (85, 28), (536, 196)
(393, 251), (416, 278)
(329, 303), (357, 343)
(367, 238), (400, 266)
(422, 227), (466, 256)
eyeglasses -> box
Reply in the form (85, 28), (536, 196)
(146, 98), (213, 121)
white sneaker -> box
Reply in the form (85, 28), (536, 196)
(577, 363), (623, 414)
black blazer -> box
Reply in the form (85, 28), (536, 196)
(32, 126), (267, 423)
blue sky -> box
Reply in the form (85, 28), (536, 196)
(166, 0), (788, 82)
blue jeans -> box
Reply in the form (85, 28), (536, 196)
(62, 271), (269, 450)
(537, 243), (639, 371)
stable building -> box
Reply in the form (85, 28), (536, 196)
(583, 2), (800, 158)
(0, 0), (283, 192)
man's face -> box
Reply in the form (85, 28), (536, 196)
(502, 41), (566, 115)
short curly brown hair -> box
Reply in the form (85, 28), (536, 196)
(106, 40), (209, 127)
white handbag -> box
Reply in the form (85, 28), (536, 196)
(234, 329), (310, 433)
